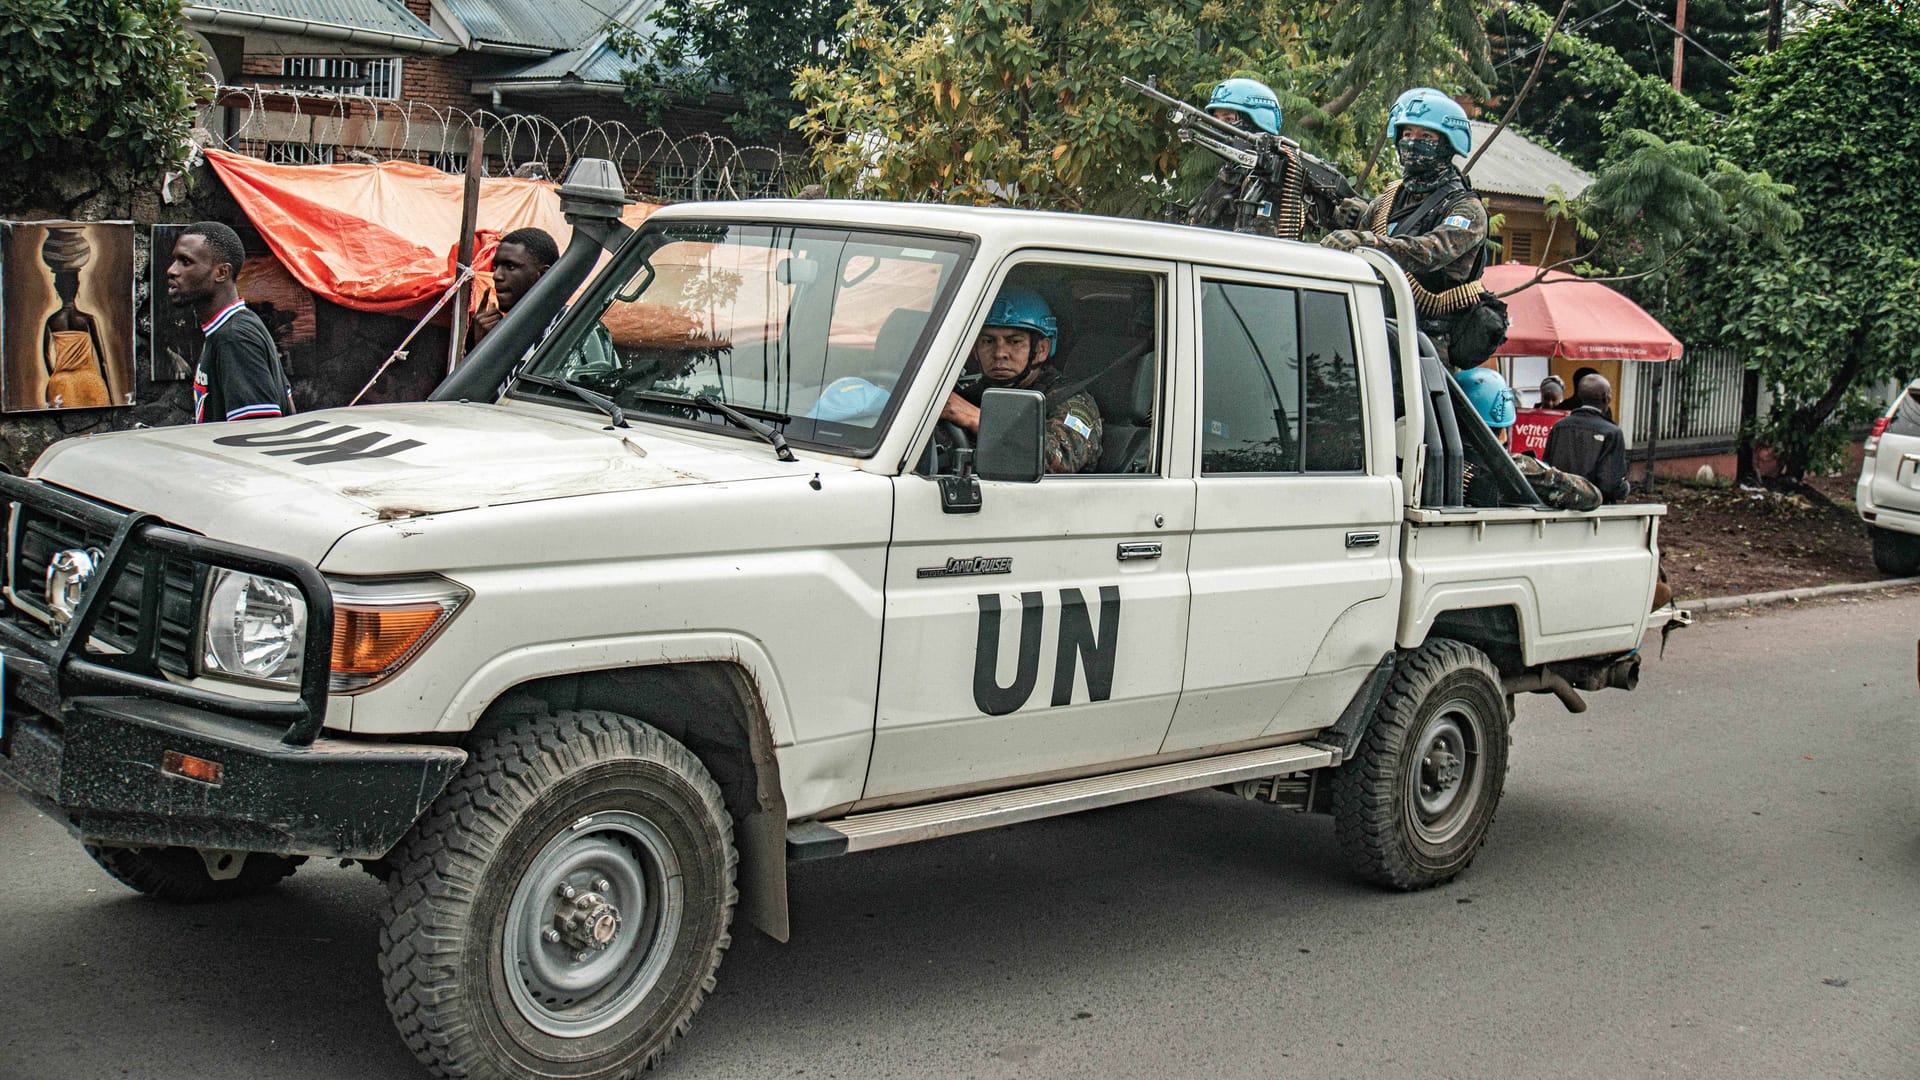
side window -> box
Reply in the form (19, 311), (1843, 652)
(1301, 289), (1365, 471)
(1200, 280), (1364, 475)
(930, 264), (1163, 477)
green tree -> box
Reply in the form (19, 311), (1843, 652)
(793, 0), (1333, 212)
(0, 0), (200, 202)
(1683, 0), (1920, 478)
(611, 0), (859, 141)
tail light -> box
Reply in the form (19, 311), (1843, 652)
(1866, 416), (1890, 452)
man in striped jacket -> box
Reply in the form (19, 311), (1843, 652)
(166, 221), (294, 423)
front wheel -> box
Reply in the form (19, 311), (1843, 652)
(1331, 639), (1511, 890)
(380, 710), (737, 1080)
(1869, 526), (1920, 577)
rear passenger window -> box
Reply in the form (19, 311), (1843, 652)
(1889, 388), (1920, 437)
(1200, 281), (1364, 474)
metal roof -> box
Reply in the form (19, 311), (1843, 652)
(435, 0), (653, 52)
(187, 0), (440, 42)
(1464, 121), (1594, 201)
(491, 35), (634, 86)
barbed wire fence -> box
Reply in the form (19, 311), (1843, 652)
(197, 83), (808, 203)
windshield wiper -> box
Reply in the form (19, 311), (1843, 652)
(694, 396), (796, 461)
(628, 391), (796, 461)
(515, 373), (628, 428)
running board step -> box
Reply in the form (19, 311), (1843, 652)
(788, 742), (1337, 861)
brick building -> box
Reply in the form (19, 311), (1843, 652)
(184, 0), (798, 199)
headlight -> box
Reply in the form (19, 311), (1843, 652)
(198, 571), (468, 693)
(201, 568), (307, 686)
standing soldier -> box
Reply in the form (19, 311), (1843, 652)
(1186, 78), (1310, 239)
(1321, 88), (1509, 375)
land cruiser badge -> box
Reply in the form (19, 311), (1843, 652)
(46, 546), (103, 629)
(917, 555), (1013, 579)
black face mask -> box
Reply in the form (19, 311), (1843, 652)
(1397, 135), (1449, 181)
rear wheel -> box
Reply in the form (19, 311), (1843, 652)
(84, 845), (302, 903)
(1331, 639), (1510, 890)
(380, 710), (736, 1080)
(1869, 526), (1920, 577)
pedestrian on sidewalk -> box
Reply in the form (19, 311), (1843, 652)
(166, 221), (294, 424)
(1544, 373), (1629, 503)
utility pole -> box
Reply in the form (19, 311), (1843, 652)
(1671, 0), (1689, 90)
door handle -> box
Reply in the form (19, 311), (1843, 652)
(1345, 531), (1382, 549)
(1117, 542), (1163, 561)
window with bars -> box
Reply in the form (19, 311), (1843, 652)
(264, 141), (337, 165)
(278, 57), (401, 98)
(652, 163), (706, 202)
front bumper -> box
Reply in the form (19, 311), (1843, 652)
(1, 652), (465, 859)
(0, 474), (464, 859)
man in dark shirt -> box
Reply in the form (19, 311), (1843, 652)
(1544, 373), (1629, 503)
(167, 221), (293, 423)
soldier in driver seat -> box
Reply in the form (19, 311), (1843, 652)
(940, 288), (1104, 474)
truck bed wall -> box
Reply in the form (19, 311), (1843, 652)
(1398, 505), (1661, 666)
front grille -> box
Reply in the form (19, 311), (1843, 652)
(10, 505), (199, 676)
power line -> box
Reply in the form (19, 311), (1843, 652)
(1622, 0), (1743, 74)
(1493, 0), (1741, 76)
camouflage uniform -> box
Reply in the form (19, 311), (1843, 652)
(957, 365), (1104, 474)
(1509, 452), (1601, 511)
(1360, 178), (1489, 298)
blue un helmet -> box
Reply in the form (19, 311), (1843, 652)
(1455, 366), (1517, 430)
(1206, 78), (1282, 136)
(1387, 87), (1472, 158)
(984, 287), (1058, 349)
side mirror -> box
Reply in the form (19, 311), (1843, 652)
(976, 388), (1046, 482)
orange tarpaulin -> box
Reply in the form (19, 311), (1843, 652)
(205, 149), (656, 317)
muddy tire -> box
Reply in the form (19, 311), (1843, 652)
(379, 710), (736, 1080)
(1331, 639), (1510, 891)
(84, 845), (302, 903)
(1869, 526), (1920, 577)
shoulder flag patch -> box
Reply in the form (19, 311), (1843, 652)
(1443, 214), (1474, 229)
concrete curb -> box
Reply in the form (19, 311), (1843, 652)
(1681, 576), (1920, 614)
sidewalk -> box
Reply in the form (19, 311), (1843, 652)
(1682, 575), (1920, 614)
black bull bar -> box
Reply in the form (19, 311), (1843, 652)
(0, 474), (465, 859)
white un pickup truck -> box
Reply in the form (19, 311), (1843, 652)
(0, 161), (1681, 1080)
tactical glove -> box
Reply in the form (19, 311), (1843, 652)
(1333, 197), (1372, 230)
(1320, 230), (1380, 252)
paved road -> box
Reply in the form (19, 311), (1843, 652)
(3, 595), (1916, 1080)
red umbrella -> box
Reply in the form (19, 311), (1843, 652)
(1483, 264), (1683, 362)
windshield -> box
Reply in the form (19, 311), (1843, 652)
(518, 222), (970, 455)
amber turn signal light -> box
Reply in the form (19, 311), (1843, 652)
(331, 604), (450, 675)
(324, 577), (469, 693)
(161, 749), (224, 786)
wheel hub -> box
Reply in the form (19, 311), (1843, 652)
(553, 889), (623, 952)
(502, 811), (684, 1039)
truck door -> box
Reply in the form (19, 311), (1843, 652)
(1161, 271), (1400, 753)
(865, 258), (1195, 801)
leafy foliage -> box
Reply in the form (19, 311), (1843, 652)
(1681, 1), (1920, 476)
(611, 0), (854, 141)
(792, 0), (1352, 212)
(0, 0), (200, 192)
(1320, 0), (1493, 131)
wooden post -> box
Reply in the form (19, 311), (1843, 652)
(447, 124), (486, 373)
